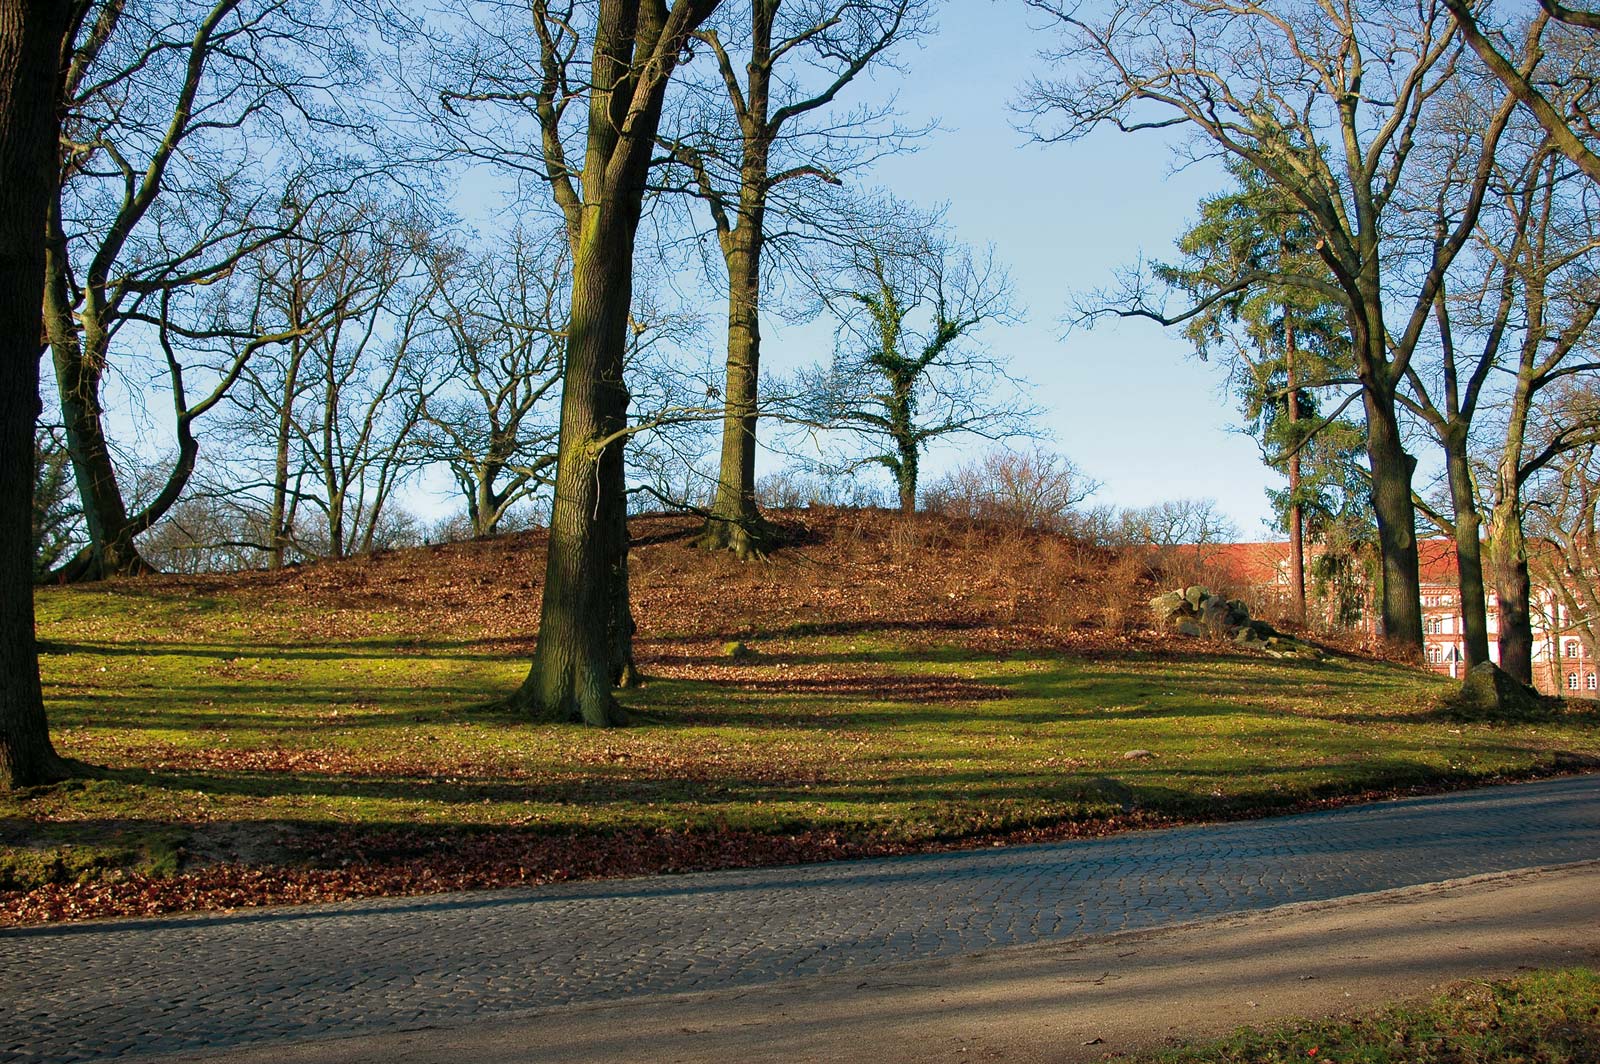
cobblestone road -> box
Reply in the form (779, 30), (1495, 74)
(5, 775), (1600, 1063)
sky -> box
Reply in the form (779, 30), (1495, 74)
(746, 1), (1283, 537)
(90, 0), (1286, 542)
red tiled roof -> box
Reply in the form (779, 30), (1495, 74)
(1195, 541), (1292, 586)
(1418, 538), (1459, 585)
(1183, 537), (1462, 588)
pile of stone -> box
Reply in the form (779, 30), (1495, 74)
(1148, 586), (1322, 659)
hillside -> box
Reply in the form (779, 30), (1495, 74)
(6, 508), (1598, 924)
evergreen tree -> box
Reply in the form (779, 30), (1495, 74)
(1158, 160), (1373, 625)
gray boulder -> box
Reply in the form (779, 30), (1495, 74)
(1454, 661), (1544, 719)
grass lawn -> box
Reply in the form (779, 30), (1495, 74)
(5, 512), (1599, 923)
(1143, 968), (1600, 1062)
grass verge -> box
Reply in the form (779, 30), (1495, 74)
(1141, 968), (1600, 1063)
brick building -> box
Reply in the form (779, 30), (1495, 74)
(1412, 539), (1594, 696)
(1201, 538), (1594, 696)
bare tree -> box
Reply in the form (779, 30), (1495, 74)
(44, 0), (363, 579)
(794, 222), (1029, 512)
(409, 227), (566, 537)
(1, 0), (74, 788)
(248, 209), (435, 562)
(1421, 134), (1600, 682)
(1525, 396), (1600, 687)
(1444, 0), (1600, 183)
(32, 424), (82, 577)
(1384, 70), (1569, 670)
(438, 1), (723, 725)
(220, 200), (436, 564)
(659, 0), (930, 557)
(1025, 0), (1522, 653)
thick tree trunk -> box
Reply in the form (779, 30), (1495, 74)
(1443, 429), (1491, 667)
(512, 0), (716, 723)
(1362, 385), (1423, 653)
(1488, 506), (1535, 684)
(473, 475), (498, 538)
(602, 436), (637, 689)
(895, 447), (917, 514)
(514, 214), (635, 725)
(701, 223), (767, 558)
(1, 0), (73, 788)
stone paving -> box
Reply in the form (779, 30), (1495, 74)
(5, 774), (1600, 1063)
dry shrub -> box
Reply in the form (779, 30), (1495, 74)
(886, 513), (958, 556)
(1095, 552), (1153, 632)
(923, 447), (1098, 532)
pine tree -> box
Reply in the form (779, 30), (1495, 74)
(1158, 160), (1373, 626)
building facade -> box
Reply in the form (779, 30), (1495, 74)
(1415, 540), (1594, 696)
(1205, 538), (1594, 696)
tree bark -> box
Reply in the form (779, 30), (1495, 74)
(512, 0), (719, 725)
(701, 219), (768, 557)
(516, 212), (636, 725)
(42, 204), (152, 580)
(697, 9), (776, 561)
(895, 447), (917, 514)
(1, 0), (73, 788)
(1362, 382), (1423, 653)
(1488, 503), (1535, 683)
(1443, 426), (1491, 667)
(268, 294), (308, 568)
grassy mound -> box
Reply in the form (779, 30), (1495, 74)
(7, 509), (1598, 923)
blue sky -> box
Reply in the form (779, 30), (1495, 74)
(750, 1), (1282, 536)
(93, 0), (1285, 540)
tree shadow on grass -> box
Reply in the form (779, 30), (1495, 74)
(38, 635), (538, 661)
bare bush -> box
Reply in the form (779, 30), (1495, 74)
(923, 447), (1098, 530)
(754, 468), (890, 510)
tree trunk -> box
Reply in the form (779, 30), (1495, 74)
(1546, 623), (1562, 694)
(42, 217), (151, 579)
(697, 6), (776, 560)
(1443, 427), (1491, 667)
(895, 446), (918, 514)
(1488, 503), (1535, 684)
(1362, 384), (1423, 653)
(268, 321), (307, 569)
(1484, 324), (1543, 684)
(1, 0), (73, 788)
(603, 435), (638, 689)
(511, 0), (716, 723)
(514, 212), (635, 725)
(473, 473), (497, 538)
(701, 221), (767, 558)
(1284, 319), (1305, 623)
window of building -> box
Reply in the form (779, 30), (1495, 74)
(1427, 646), (1441, 664)
(1567, 641), (1580, 660)
(1426, 617), (1441, 635)
(1589, 674), (1598, 692)
(1570, 672), (1582, 690)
